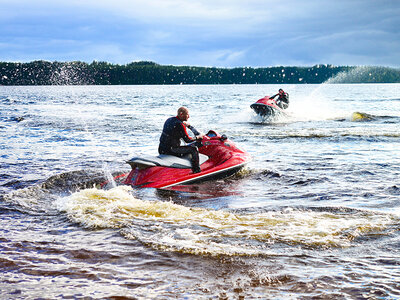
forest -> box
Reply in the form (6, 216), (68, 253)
(1, 60), (400, 85)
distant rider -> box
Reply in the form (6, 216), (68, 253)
(158, 106), (204, 174)
(270, 89), (289, 109)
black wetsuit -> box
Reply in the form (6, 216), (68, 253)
(158, 116), (201, 173)
(270, 92), (289, 109)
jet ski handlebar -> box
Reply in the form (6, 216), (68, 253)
(205, 130), (227, 141)
(187, 130), (228, 147)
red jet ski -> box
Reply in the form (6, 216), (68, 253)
(250, 96), (287, 118)
(123, 130), (251, 189)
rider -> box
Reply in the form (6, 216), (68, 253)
(158, 106), (204, 174)
(270, 88), (289, 109)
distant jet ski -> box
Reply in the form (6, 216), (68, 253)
(250, 96), (288, 118)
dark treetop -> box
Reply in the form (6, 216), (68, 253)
(1, 61), (399, 85)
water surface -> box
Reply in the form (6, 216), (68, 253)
(1, 84), (400, 299)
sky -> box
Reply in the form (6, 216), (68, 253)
(1, 0), (399, 67)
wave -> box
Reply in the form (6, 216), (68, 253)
(2, 170), (126, 214)
(334, 97), (400, 102)
(348, 112), (400, 122)
(350, 112), (374, 121)
(247, 106), (400, 125)
(242, 131), (400, 139)
(0, 115), (26, 123)
(54, 186), (399, 257)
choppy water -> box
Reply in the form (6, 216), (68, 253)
(1, 83), (400, 299)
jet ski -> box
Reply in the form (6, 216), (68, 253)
(123, 130), (251, 189)
(250, 96), (287, 118)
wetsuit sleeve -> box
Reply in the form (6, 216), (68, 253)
(187, 124), (200, 136)
(270, 94), (278, 99)
(179, 122), (196, 143)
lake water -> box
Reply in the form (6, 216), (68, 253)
(1, 83), (400, 299)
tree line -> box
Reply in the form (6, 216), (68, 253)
(1, 60), (399, 85)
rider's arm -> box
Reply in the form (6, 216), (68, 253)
(188, 124), (205, 139)
(179, 122), (196, 143)
(187, 124), (200, 136)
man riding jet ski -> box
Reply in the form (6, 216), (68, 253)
(269, 89), (289, 109)
(124, 107), (251, 189)
(250, 88), (289, 118)
(158, 106), (204, 174)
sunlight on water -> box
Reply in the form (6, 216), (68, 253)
(289, 92), (346, 121)
(54, 186), (397, 256)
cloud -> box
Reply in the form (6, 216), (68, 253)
(0, 0), (399, 67)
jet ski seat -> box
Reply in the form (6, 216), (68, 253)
(127, 153), (209, 169)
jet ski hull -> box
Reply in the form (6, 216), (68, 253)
(250, 96), (286, 118)
(124, 131), (251, 189)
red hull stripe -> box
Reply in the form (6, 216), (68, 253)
(160, 162), (247, 188)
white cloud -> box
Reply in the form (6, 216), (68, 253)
(0, 0), (399, 66)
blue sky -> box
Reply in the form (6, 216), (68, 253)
(1, 0), (399, 67)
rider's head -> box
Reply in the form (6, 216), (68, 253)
(279, 89), (284, 94)
(177, 106), (190, 121)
